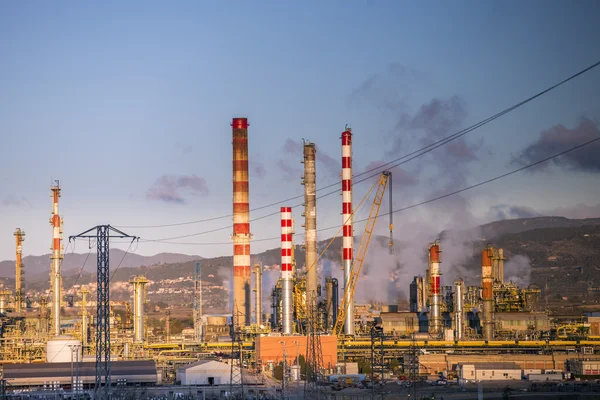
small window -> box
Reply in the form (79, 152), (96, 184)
(492, 371), (495, 376)
(482, 371), (485, 376)
(504, 373), (508, 377)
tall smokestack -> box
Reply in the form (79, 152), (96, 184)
(14, 228), (25, 313)
(302, 141), (318, 299)
(50, 181), (63, 336)
(454, 279), (465, 340)
(281, 207), (294, 335)
(254, 263), (262, 326)
(231, 117), (252, 327)
(194, 261), (203, 341)
(130, 275), (149, 343)
(498, 248), (505, 284)
(428, 241), (442, 335)
(482, 245), (494, 340)
(341, 127), (354, 335)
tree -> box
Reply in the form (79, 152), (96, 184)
(273, 362), (284, 381)
(358, 358), (372, 374)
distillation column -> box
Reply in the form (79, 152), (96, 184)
(341, 127), (354, 335)
(428, 241), (442, 335)
(231, 117), (252, 327)
(454, 279), (465, 340)
(302, 141), (318, 299)
(14, 228), (25, 313)
(482, 246), (494, 340)
(130, 276), (149, 343)
(80, 288), (89, 347)
(194, 261), (203, 341)
(50, 182), (64, 336)
(254, 263), (262, 326)
(281, 207), (294, 335)
(0, 285), (10, 314)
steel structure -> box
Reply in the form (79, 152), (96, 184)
(302, 140), (318, 299)
(341, 126), (354, 335)
(304, 292), (324, 399)
(14, 228), (26, 313)
(281, 207), (294, 335)
(231, 117), (252, 327)
(253, 263), (262, 326)
(69, 225), (138, 400)
(194, 261), (203, 341)
(334, 171), (390, 336)
(229, 302), (245, 399)
(482, 245), (494, 341)
(428, 241), (442, 335)
(130, 275), (149, 343)
(454, 279), (466, 341)
(50, 181), (64, 336)
(80, 288), (90, 349)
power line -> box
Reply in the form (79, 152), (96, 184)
(136, 135), (600, 246)
(116, 59), (600, 230)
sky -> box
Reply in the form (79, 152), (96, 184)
(1, 0), (599, 262)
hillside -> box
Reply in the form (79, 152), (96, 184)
(2, 216), (599, 315)
(0, 250), (201, 279)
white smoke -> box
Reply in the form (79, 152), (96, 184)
(503, 254), (532, 287)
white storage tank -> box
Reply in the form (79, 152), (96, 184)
(46, 336), (82, 363)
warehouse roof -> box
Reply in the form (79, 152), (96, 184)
(178, 359), (225, 370)
(3, 360), (156, 379)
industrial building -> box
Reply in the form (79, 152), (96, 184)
(2, 360), (158, 387)
(176, 360), (236, 386)
(457, 362), (522, 382)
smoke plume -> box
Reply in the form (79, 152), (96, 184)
(146, 174), (209, 204)
(503, 254), (532, 287)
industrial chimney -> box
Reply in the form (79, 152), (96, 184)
(254, 263), (263, 326)
(482, 245), (494, 340)
(281, 207), (294, 335)
(14, 228), (25, 313)
(428, 241), (442, 335)
(302, 141), (318, 300)
(50, 181), (63, 336)
(341, 127), (354, 335)
(231, 117), (252, 327)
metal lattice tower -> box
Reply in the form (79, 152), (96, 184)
(69, 225), (138, 400)
(370, 324), (386, 399)
(407, 332), (419, 399)
(304, 293), (324, 399)
(229, 302), (245, 399)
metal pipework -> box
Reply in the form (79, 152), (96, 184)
(428, 241), (442, 335)
(50, 180), (63, 336)
(482, 245), (494, 341)
(254, 263), (262, 325)
(231, 117), (252, 327)
(281, 207), (294, 335)
(302, 141), (318, 299)
(130, 275), (149, 343)
(454, 279), (465, 340)
(341, 126), (354, 335)
(14, 228), (25, 313)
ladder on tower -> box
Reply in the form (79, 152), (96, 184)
(334, 171), (391, 337)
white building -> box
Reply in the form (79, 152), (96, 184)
(458, 362), (521, 383)
(176, 360), (238, 385)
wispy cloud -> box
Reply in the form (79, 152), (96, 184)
(279, 138), (340, 180)
(486, 204), (541, 221)
(512, 117), (600, 173)
(362, 160), (417, 186)
(250, 154), (266, 179)
(146, 174), (209, 204)
(175, 143), (193, 156)
(1, 195), (31, 207)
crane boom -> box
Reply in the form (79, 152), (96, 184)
(334, 171), (390, 336)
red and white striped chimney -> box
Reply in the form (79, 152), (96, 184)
(231, 118), (251, 327)
(50, 181), (63, 336)
(281, 207), (293, 334)
(341, 127), (354, 335)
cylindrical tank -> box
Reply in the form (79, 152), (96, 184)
(46, 336), (81, 363)
(454, 279), (465, 340)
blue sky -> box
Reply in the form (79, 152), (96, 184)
(1, 0), (599, 261)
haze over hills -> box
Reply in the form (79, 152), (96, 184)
(2, 216), (599, 314)
(0, 250), (201, 280)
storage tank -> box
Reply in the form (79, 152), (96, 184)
(46, 336), (82, 363)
